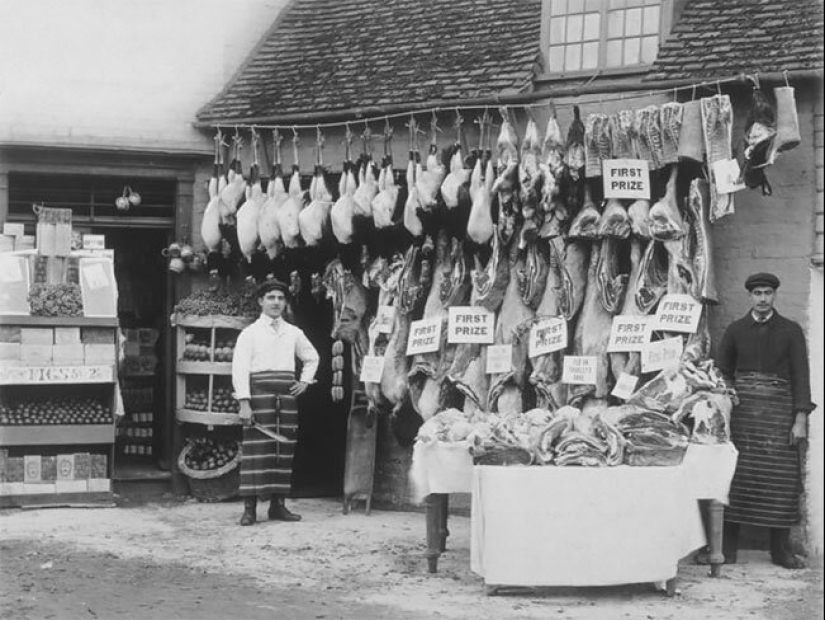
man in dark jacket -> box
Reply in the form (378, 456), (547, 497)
(714, 273), (814, 568)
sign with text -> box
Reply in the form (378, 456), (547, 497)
(485, 345), (512, 374)
(528, 317), (567, 358)
(2, 223), (25, 238)
(359, 355), (386, 383)
(406, 317), (442, 356)
(448, 307), (495, 344)
(641, 337), (684, 373)
(653, 294), (702, 333)
(79, 257), (117, 317)
(82, 234), (106, 251)
(602, 159), (651, 200)
(0, 254), (30, 315)
(562, 356), (598, 385)
(611, 373), (639, 400)
(0, 365), (114, 385)
(711, 158), (746, 195)
(373, 305), (396, 334)
(606, 316), (653, 352)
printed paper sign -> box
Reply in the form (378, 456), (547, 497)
(79, 257), (117, 317)
(711, 159), (746, 194)
(602, 159), (651, 200)
(83, 262), (109, 290)
(606, 316), (653, 352)
(528, 317), (567, 358)
(611, 373), (639, 400)
(562, 356), (598, 385)
(406, 317), (442, 356)
(359, 355), (385, 383)
(641, 336), (684, 373)
(485, 345), (512, 374)
(82, 234), (106, 251)
(653, 294), (702, 333)
(448, 307), (495, 344)
(2, 223), (24, 238)
(374, 305), (396, 334)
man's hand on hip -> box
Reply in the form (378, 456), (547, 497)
(790, 412), (807, 446)
(238, 400), (254, 427)
(289, 381), (309, 397)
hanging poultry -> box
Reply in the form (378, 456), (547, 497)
(466, 113), (495, 245)
(492, 107), (520, 242)
(519, 114), (543, 225)
(299, 127), (333, 246)
(201, 130), (224, 253)
(440, 110), (471, 209)
(219, 133), (248, 223)
(278, 131), (306, 249)
(415, 112), (446, 212)
(331, 126), (358, 244)
(403, 117), (424, 238)
(258, 129), (288, 259)
(353, 126), (378, 218)
(538, 108), (566, 235)
(371, 121), (399, 230)
(236, 128), (266, 262)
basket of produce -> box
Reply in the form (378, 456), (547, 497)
(178, 437), (241, 502)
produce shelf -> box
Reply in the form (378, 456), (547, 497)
(172, 314), (253, 330)
(176, 409), (241, 426)
(176, 361), (233, 375)
(0, 424), (115, 446)
(0, 364), (116, 385)
(0, 315), (119, 328)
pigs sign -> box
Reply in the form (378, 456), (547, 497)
(602, 159), (650, 200)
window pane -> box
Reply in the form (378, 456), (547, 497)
(549, 17), (566, 43)
(624, 36), (641, 64)
(566, 14), (583, 42)
(568, 0), (585, 13)
(548, 45), (565, 71)
(583, 12), (600, 39)
(606, 39), (623, 67)
(626, 7), (642, 35)
(610, 0), (627, 8)
(565, 44), (582, 71)
(643, 6), (660, 34)
(641, 35), (659, 63)
(585, 0), (602, 10)
(550, 0), (567, 16)
(608, 10), (624, 38)
(582, 41), (599, 69)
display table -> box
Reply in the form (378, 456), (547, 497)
(410, 442), (737, 580)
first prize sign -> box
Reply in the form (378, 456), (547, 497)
(448, 307), (494, 344)
(602, 159), (650, 200)
(528, 317), (567, 358)
(406, 317), (442, 355)
(653, 294), (702, 333)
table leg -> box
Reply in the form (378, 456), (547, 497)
(425, 493), (447, 573)
(707, 500), (725, 577)
(439, 494), (450, 552)
(665, 578), (677, 597)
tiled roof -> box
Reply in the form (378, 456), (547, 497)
(197, 0), (542, 123)
(647, 0), (824, 81)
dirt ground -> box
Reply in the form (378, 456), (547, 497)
(1, 497), (822, 620)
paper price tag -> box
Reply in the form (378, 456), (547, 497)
(448, 307), (495, 344)
(602, 159), (651, 200)
(641, 337), (684, 373)
(653, 294), (702, 333)
(359, 355), (385, 383)
(406, 317), (441, 356)
(528, 317), (567, 358)
(374, 305), (396, 334)
(485, 345), (512, 374)
(82, 234), (106, 251)
(711, 159), (746, 194)
(562, 356), (598, 385)
(611, 373), (639, 400)
(607, 316), (653, 352)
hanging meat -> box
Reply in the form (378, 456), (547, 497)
(331, 126), (358, 244)
(609, 110), (635, 160)
(769, 84), (801, 163)
(677, 100), (706, 163)
(466, 130), (496, 245)
(219, 133), (248, 222)
(236, 129), (266, 262)
(660, 102), (683, 166)
(648, 164), (685, 241)
(371, 121), (398, 230)
(278, 132), (306, 249)
(596, 237), (629, 315)
(519, 115), (543, 225)
(416, 112), (446, 211)
(259, 129), (288, 259)
(440, 111), (471, 210)
(597, 198), (631, 239)
(568, 181), (601, 240)
(609, 235), (647, 379)
(628, 198), (651, 239)
(353, 126), (378, 218)
(299, 127), (333, 246)
(634, 240), (669, 313)
(739, 81), (776, 195)
(492, 108), (520, 242)
(685, 178), (718, 303)
(584, 112), (611, 178)
(403, 117), (424, 238)
(701, 94), (735, 222)
(538, 108), (567, 235)
(201, 131), (224, 253)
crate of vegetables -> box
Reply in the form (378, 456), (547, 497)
(177, 437), (240, 502)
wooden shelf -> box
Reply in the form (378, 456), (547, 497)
(177, 360), (233, 375)
(0, 315), (119, 327)
(172, 314), (253, 330)
(0, 491), (114, 509)
(176, 409), (240, 426)
(0, 364), (116, 385)
(0, 424), (115, 446)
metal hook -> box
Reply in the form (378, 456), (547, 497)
(716, 80), (721, 96)
(292, 126), (299, 144)
(691, 84), (697, 101)
(783, 69), (790, 88)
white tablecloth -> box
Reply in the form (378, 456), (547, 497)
(409, 441), (474, 503)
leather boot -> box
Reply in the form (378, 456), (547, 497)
(770, 528), (805, 569)
(723, 521), (740, 564)
(268, 496), (301, 522)
(239, 497), (257, 526)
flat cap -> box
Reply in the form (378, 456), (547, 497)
(256, 278), (290, 299)
(745, 272), (780, 291)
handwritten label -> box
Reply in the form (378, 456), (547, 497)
(374, 305), (396, 334)
(406, 317), (442, 356)
(448, 307), (495, 344)
(562, 356), (598, 385)
(711, 159), (746, 194)
(606, 316), (653, 352)
(602, 159), (651, 200)
(528, 317), (567, 358)
(641, 337), (684, 373)
(82, 234), (106, 251)
(485, 345), (512, 374)
(653, 294), (702, 333)
(0, 365), (114, 385)
(611, 373), (639, 400)
(359, 355), (386, 383)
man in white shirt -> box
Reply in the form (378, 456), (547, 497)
(232, 279), (319, 526)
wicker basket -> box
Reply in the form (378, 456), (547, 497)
(178, 444), (241, 502)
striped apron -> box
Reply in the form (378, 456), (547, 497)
(726, 372), (801, 527)
(239, 371), (298, 498)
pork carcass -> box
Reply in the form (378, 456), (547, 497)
(609, 237), (646, 378)
(236, 162), (265, 262)
(372, 157), (398, 229)
(634, 240), (669, 313)
(258, 132), (287, 259)
(568, 181), (601, 240)
(628, 198), (651, 239)
(660, 102), (683, 166)
(640, 105), (665, 170)
(648, 164), (685, 241)
(597, 198), (631, 239)
(597, 237), (629, 315)
(332, 161), (357, 244)
(584, 113), (611, 178)
(299, 164), (332, 246)
(466, 153), (495, 244)
(701, 94), (734, 222)
(517, 231), (549, 311)
(278, 164), (305, 249)
(609, 111), (635, 160)
(685, 178), (718, 303)
(558, 236), (590, 323)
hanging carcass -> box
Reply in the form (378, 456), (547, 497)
(236, 128), (266, 263)
(278, 130), (307, 249)
(258, 129), (288, 260)
(299, 127), (333, 246)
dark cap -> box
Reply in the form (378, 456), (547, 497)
(256, 278), (290, 299)
(745, 272), (780, 291)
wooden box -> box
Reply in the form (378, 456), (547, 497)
(21, 328), (54, 345)
(53, 344), (84, 364)
(57, 454), (75, 481)
(24, 455), (42, 483)
(54, 327), (81, 344)
(84, 343), (116, 364)
(81, 327), (116, 344)
(21, 344), (53, 365)
(73, 453), (90, 479)
(0, 344), (21, 362)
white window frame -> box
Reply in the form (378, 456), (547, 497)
(539, 0), (675, 79)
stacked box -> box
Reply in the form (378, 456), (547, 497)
(84, 344), (116, 364)
(81, 328), (115, 344)
(74, 453), (90, 479)
(54, 327), (81, 344)
(23, 455), (42, 483)
(41, 456), (57, 481)
(21, 328), (53, 345)
(56, 454), (75, 480)
(52, 344), (84, 364)
(6, 457), (24, 482)
(55, 453), (88, 493)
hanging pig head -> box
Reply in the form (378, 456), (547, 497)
(322, 259), (370, 362)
